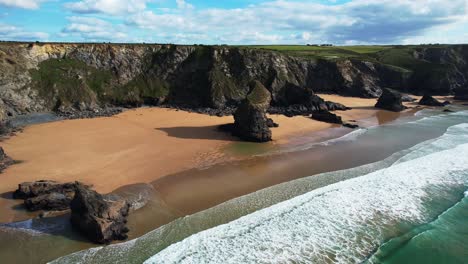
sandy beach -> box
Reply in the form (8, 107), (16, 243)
(0, 95), (430, 223)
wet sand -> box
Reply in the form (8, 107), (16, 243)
(0, 95), (431, 223)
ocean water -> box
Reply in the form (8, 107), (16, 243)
(144, 124), (468, 263)
(51, 110), (468, 264)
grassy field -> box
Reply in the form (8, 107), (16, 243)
(241, 45), (393, 60)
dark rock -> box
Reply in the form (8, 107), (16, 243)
(13, 180), (76, 200)
(266, 118), (279, 128)
(442, 101), (451, 105)
(375, 89), (406, 112)
(418, 94), (446, 106)
(311, 110), (343, 124)
(55, 106), (123, 120)
(231, 81), (272, 142)
(454, 87), (468, 100)
(70, 183), (130, 244)
(343, 123), (359, 129)
(0, 147), (14, 173)
(25, 192), (73, 211)
(443, 109), (454, 113)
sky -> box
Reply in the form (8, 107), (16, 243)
(0, 0), (467, 45)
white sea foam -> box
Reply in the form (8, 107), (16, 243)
(145, 127), (468, 263)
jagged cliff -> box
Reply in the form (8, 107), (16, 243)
(0, 42), (467, 121)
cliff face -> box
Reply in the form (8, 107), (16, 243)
(0, 43), (467, 121)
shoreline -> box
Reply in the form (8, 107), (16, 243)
(0, 95), (450, 223)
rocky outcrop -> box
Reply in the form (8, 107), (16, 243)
(0, 147), (13, 172)
(375, 89), (406, 112)
(70, 183), (130, 244)
(418, 95), (447, 106)
(231, 81), (273, 142)
(311, 110), (343, 124)
(13, 180), (77, 211)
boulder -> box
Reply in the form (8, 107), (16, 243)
(266, 118), (279, 128)
(418, 94), (446, 106)
(0, 147), (14, 173)
(70, 183), (130, 244)
(232, 81), (273, 142)
(375, 89), (406, 112)
(343, 123), (359, 129)
(311, 110), (343, 124)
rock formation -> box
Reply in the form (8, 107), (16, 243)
(311, 110), (343, 124)
(418, 95), (447, 106)
(0, 147), (13, 173)
(231, 81), (273, 142)
(13, 180), (77, 211)
(70, 183), (130, 244)
(375, 89), (406, 112)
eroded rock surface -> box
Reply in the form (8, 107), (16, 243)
(0, 147), (13, 172)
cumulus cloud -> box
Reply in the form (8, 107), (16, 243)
(61, 16), (127, 41)
(126, 0), (468, 44)
(64, 0), (150, 15)
(0, 0), (44, 9)
(0, 23), (48, 40)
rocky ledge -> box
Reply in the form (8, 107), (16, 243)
(375, 89), (406, 112)
(13, 180), (78, 211)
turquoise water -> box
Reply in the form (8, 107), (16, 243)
(51, 110), (468, 264)
(368, 192), (468, 264)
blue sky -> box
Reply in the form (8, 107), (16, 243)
(0, 0), (467, 44)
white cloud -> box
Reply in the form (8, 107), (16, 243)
(0, 23), (48, 40)
(64, 0), (150, 15)
(0, 0), (44, 9)
(126, 0), (468, 44)
(176, 0), (193, 9)
(61, 16), (127, 41)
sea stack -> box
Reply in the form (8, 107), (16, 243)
(232, 81), (273, 142)
(70, 183), (130, 244)
(375, 88), (406, 112)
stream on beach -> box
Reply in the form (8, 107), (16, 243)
(1, 106), (468, 263)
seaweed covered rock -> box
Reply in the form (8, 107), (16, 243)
(375, 89), (406, 112)
(418, 95), (446, 106)
(311, 110), (343, 124)
(0, 147), (14, 173)
(70, 183), (130, 244)
(231, 81), (273, 142)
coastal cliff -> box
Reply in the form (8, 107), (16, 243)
(0, 43), (467, 121)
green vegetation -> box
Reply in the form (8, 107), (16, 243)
(241, 45), (392, 60)
(30, 58), (112, 108)
(247, 81), (271, 106)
